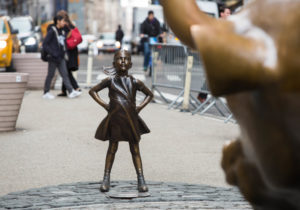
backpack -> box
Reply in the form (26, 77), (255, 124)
(40, 47), (48, 62)
(66, 27), (82, 50)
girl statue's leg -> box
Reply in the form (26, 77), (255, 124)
(100, 141), (119, 192)
(129, 142), (148, 192)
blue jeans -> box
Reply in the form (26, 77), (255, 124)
(143, 41), (151, 70)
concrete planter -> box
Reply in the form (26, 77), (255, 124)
(13, 53), (56, 90)
(0, 73), (28, 132)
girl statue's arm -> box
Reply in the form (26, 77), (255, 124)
(136, 80), (154, 113)
(89, 78), (111, 111)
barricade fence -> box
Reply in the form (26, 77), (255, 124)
(151, 44), (187, 105)
(151, 43), (234, 122)
(188, 49), (209, 94)
(151, 45), (185, 90)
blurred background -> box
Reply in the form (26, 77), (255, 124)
(0, 0), (248, 94)
(0, 0), (247, 55)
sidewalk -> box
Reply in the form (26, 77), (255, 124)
(0, 89), (244, 208)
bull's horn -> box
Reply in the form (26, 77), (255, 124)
(160, 0), (216, 48)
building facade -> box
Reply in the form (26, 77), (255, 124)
(84, 0), (122, 35)
(0, 0), (154, 36)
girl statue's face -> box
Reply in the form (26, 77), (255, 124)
(114, 51), (132, 72)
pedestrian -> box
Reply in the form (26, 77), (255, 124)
(220, 7), (231, 19)
(115, 24), (124, 46)
(198, 7), (232, 103)
(89, 50), (153, 193)
(140, 10), (161, 76)
(56, 11), (82, 97)
(42, 14), (81, 99)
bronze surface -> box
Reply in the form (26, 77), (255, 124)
(160, 0), (300, 209)
(89, 50), (153, 193)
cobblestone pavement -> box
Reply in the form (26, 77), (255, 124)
(0, 181), (252, 209)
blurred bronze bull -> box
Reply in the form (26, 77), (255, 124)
(160, 0), (300, 209)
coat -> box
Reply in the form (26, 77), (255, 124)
(140, 17), (161, 38)
(67, 47), (79, 71)
(43, 25), (65, 63)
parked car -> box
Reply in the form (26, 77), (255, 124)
(10, 16), (40, 52)
(0, 16), (20, 71)
(96, 32), (121, 53)
(77, 34), (96, 53)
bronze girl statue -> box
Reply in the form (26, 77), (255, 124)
(89, 50), (153, 193)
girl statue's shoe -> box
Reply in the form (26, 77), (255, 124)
(137, 173), (148, 192)
(100, 172), (110, 192)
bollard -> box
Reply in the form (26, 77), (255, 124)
(20, 45), (26, 54)
(151, 51), (159, 92)
(150, 51), (159, 103)
(86, 43), (93, 87)
(181, 56), (193, 111)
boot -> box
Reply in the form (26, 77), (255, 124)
(100, 171), (110, 192)
(137, 171), (148, 192)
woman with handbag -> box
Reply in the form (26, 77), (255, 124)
(42, 14), (81, 99)
(57, 11), (82, 97)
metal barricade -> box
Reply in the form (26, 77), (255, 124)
(151, 44), (187, 107)
(186, 49), (234, 122)
(151, 44), (235, 122)
(188, 49), (208, 95)
(182, 49), (208, 111)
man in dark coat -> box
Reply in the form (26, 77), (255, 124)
(115, 25), (124, 44)
(140, 10), (161, 75)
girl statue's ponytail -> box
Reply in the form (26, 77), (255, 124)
(103, 66), (116, 76)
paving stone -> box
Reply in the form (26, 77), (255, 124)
(0, 181), (252, 209)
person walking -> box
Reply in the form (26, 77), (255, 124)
(140, 10), (161, 75)
(42, 14), (81, 99)
(56, 11), (82, 97)
(115, 24), (124, 47)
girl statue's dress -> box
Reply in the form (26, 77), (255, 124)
(94, 75), (150, 143)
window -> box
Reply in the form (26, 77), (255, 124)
(0, 20), (7, 34)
